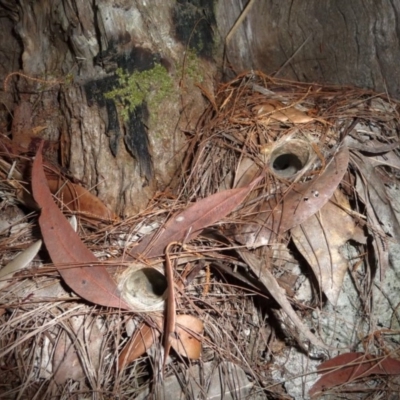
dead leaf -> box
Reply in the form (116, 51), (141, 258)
(133, 176), (263, 257)
(291, 189), (366, 305)
(344, 136), (400, 154)
(310, 352), (400, 397)
(351, 152), (400, 247)
(170, 314), (204, 360)
(118, 317), (162, 370)
(118, 314), (203, 370)
(352, 152), (394, 278)
(235, 146), (349, 248)
(53, 315), (106, 384)
(45, 168), (117, 222)
(283, 107), (315, 124)
(352, 151), (400, 240)
(0, 240), (42, 289)
(31, 142), (131, 310)
(0, 135), (117, 222)
(234, 157), (260, 188)
(253, 100), (314, 124)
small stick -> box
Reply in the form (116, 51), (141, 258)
(162, 241), (179, 375)
(225, 0), (257, 47)
(274, 34), (312, 78)
(224, 0), (257, 70)
(3, 71), (65, 92)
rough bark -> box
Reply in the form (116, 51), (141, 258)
(217, 0), (400, 97)
(0, 0), (217, 216)
(1, 0), (400, 216)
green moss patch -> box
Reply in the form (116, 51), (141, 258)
(105, 64), (174, 121)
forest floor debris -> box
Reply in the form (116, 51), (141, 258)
(1, 71), (400, 399)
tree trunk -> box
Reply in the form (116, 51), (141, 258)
(218, 0), (400, 96)
(0, 0), (217, 216)
(1, 0), (400, 216)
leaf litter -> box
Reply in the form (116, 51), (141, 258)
(1, 71), (400, 399)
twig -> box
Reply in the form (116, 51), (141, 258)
(3, 71), (65, 92)
(162, 241), (179, 375)
(224, 0), (257, 70)
(274, 34), (312, 78)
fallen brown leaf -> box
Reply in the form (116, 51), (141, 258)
(310, 352), (400, 397)
(352, 151), (400, 278)
(31, 142), (131, 310)
(118, 313), (203, 370)
(235, 146), (349, 247)
(253, 99), (314, 124)
(53, 315), (105, 384)
(118, 317), (162, 371)
(291, 189), (366, 304)
(0, 135), (117, 222)
(170, 314), (203, 360)
(133, 175), (263, 257)
(45, 168), (117, 222)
